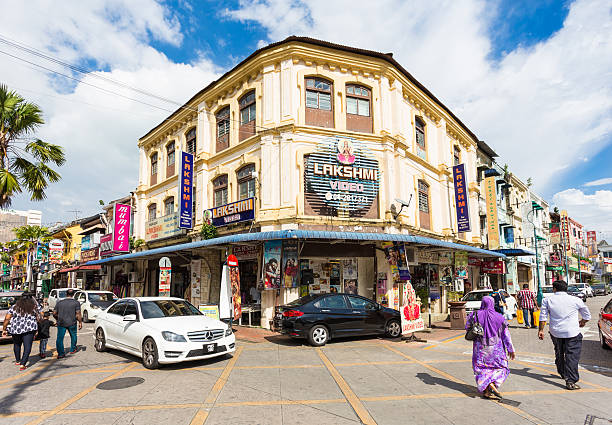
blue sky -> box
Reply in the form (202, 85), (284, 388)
(2, 0), (611, 236)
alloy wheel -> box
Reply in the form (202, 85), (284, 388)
(143, 339), (157, 367)
(312, 327), (327, 345)
(388, 321), (401, 337)
(95, 328), (105, 352)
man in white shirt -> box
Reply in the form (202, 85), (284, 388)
(538, 280), (591, 390)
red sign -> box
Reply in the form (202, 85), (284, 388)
(468, 257), (482, 267)
(481, 260), (506, 274)
(227, 254), (238, 267)
(100, 234), (113, 257)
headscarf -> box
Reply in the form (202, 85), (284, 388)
(468, 296), (506, 344)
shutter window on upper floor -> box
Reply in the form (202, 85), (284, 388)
(216, 107), (230, 152)
(305, 77), (334, 128)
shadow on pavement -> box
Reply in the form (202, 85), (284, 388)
(578, 339), (612, 378)
(509, 367), (566, 389)
(415, 372), (478, 397)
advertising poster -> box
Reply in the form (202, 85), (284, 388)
(228, 255), (241, 320)
(178, 151), (194, 229)
(263, 240), (282, 289)
(452, 163), (471, 232)
(484, 176), (500, 249)
(342, 259), (358, 279)
(395, 243), (411, 281)
(49, 239), (64, 264)
(392, 284), (400, 310)
(344, 279), (358, 294)
(549, 222), (561, 245)
(401, 280), (425, 334)
(159, 268), (171, 297)
(113, 203), (131, 252)
(282, 240), (299, 288)
(199, 305), (219, 320)
(190, 259), (201, 297)
(455, 251), (468, 279)
(382, 242), (400, 281)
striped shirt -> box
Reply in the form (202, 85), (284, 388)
(517, 289), (537, 310)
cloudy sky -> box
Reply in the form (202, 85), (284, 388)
(2, 0), (611, 238)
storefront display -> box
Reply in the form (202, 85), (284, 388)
(282, 240), (299, 288)
(263, 241), (281, 289)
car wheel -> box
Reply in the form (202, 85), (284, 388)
(83, 310), (89, 323)
(385, 320), (401, 338)
(142, 337), (160, 369)
(308, 325), (329, 347)
(600, 328), (611, 350)
(95, 328), (106, 352)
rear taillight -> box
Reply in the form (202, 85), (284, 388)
(282, 310), (304, 318)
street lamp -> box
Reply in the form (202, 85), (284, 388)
(527, 201), (545, 306)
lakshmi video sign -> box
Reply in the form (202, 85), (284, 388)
(304, 137), (379, 218)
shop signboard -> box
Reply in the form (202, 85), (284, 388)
(401, 280), (425, 334)
(468, 257), (482, 267)
(549, 222), (561, 245)
(232, 245), (259, 260)
(452, 164), (471, 232)
(417, 250), (439, 265)
(112, 203), (131, 252)
(549, 250), (563, 267)
(100, 234), (113, 257)
(586, 231), (597, 258)
(455, 251), (468, 279)
(49, 239), (64, 264)
(198, 304), (219, 320)
(484, 176), (500, 249)
(560, 210), (571, 255)
(227, 254), (241, 320)
(81, 248), (99, 263)
(178, 151), (194, 229)
(263, 241), (281, 289)
(209, 198), (255, 227)
(191, 259), (201, 298)
(282, 240), (298, 288)
(158, 257), (171, 297)
(81, 234), (91, 251)
(481, 259), (505, 274)
(145, 212), (185, 242)
(304, 137), (379, 219)
(604, 257), (612, 266)
(439, 252), (452, 266)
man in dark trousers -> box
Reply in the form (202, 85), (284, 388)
(538, 280), (591, 390)
(517, 284), (538, 328)
(53, 288), (83, 359)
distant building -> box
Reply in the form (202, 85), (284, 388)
(0, 209), (42, 244)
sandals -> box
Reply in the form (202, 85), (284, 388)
(566, 382), (581, 390)
(19, 365), (27, 371)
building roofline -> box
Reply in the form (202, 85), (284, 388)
(139, 36), (484, 147)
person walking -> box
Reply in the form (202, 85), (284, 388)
(1, 293), (42, 370)
(466, 296), (516, 399)
(538, 280), (591, 390)
(517, 284), (538, 328)
(491, 290), (507, 315)
(53, 288), (83, 359)
(38, 311), (54, 358)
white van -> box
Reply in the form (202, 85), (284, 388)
(47, 288), (71, 310)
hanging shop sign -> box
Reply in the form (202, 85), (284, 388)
(80, 248), (99, 263)
(178, 151), (194, 229)
(190, 259), (201, 298)
(455, 251), (468, 279)
(100, 234), (113, 257)
(282, 240), (298, 288)
(468, 257), (482, 267)
(263, 240), (282, 289)
(484, 176), (500, 249)
(417, 251), (439, 265)
(232, 245), (259, 260)
(209, 197), (255, 227)
(304, 137), (379, 218)
(401, 280), (425, 334)
(560, 210), (571, 255)
(587, 231), (597, 258)
(481, 259), (506, 274)
(158, 256), (171, 297)
(81, 234), (91, 251)
(549, 222), (561, 245)
(603, 258), (612, 265)
(549, 250), (563, 267)
(145, 212), (185, 242)
(49, 239), (64, 264)
(112, 203), (131, 252)
(439, 252), (452, 266)
(452, 164), (471, 232)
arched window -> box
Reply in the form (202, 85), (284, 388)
(148, 203), (157, 221)
(186, 128), (196, 155)
(164, 197), (174, 216)
(150, 153), (158, 186)
(166, 142), (175, 177)
(346, 84), (372, 133)
(237, 164), (256, 200)
(216, 107), (230, 152)
(415, 117), (426, 160)
(418, 180), (431, 230)
(239, 91), (256, 142)
(305, 77), (333, 128)
(213, 175), (228, 207)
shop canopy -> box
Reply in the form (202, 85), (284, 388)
(84, 230), (506, 266)
(492, 248), (536, 256)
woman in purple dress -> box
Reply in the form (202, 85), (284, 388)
(466, 296), (516, 398)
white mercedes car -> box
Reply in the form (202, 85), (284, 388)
(94, 297), (235, 369)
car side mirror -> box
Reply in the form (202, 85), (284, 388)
(123, 314), (138, 322)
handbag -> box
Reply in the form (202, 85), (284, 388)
(465, 311), (484, 341)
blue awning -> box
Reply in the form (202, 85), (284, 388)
(493, 248), (535, 256)
(86, 230), (506, 265)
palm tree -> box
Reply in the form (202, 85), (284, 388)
(10, 225), (51, 286)
(0, 84), (65, 207)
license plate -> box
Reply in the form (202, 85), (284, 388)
(204, 343), (216, 353)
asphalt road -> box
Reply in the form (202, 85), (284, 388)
(0, 295), (610, 425)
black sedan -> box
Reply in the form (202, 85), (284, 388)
(274, 293), (401, 346)
(568, 285), (587, 302)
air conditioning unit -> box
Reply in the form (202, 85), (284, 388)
(128, 272), (140, 283)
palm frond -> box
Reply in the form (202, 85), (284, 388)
(26, 139), (66, 166)
(0, 167), (21, 207)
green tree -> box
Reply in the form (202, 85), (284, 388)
(11, 225), (51, 285)
(0, 84), (66, 207)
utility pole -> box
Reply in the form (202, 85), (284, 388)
(529, 201), (544, 305)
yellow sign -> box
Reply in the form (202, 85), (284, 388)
(484, 176), (500, 249)
(560, 210), (572, 256)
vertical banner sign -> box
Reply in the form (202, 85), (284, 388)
(178, 151), (194, 229)
(227, 255), (241, 320)
(452, 164), (471, 232)
(560, 210), (571, 256)
(112, 203), (131, 252)
(455, 251), (468, 279)
(263, 241), (282, 289)
(282, 240), (299, 288)
(158, 257), (171, 297)
(401, 279), (425, 334)
(484, 176), (500, 249)
(587, 231), (597, 258)
(549, 222), (561, 245)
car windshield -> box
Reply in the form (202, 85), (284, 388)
(462, 292), (491, 302)
(140, 300), (202, 319)
(592, 284), (604, 289)
(0, 296), (19, 310)
(88, 293), (116, 302)
(285, 295), (318, 307)
(567, 286), (580, 293)
(542, 287), (553, 293)
(57, 291), (68, 298)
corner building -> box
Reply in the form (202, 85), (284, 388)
(108, 37), (505, 328)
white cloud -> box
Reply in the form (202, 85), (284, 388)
(552, 188), (612, 239)
(2, 1), (220, 223)
(584, 177), (612, 187)
(226, 0), (612, 192)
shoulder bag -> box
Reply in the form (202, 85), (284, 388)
(465, 311), (484, 341)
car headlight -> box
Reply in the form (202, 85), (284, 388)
(162, 331), (187, 342)
(225, 326), (233, 336)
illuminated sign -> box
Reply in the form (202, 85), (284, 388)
(452, 164), (471, 232)
(178, 151), (194, 229)
(209, 198), (255, 227)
